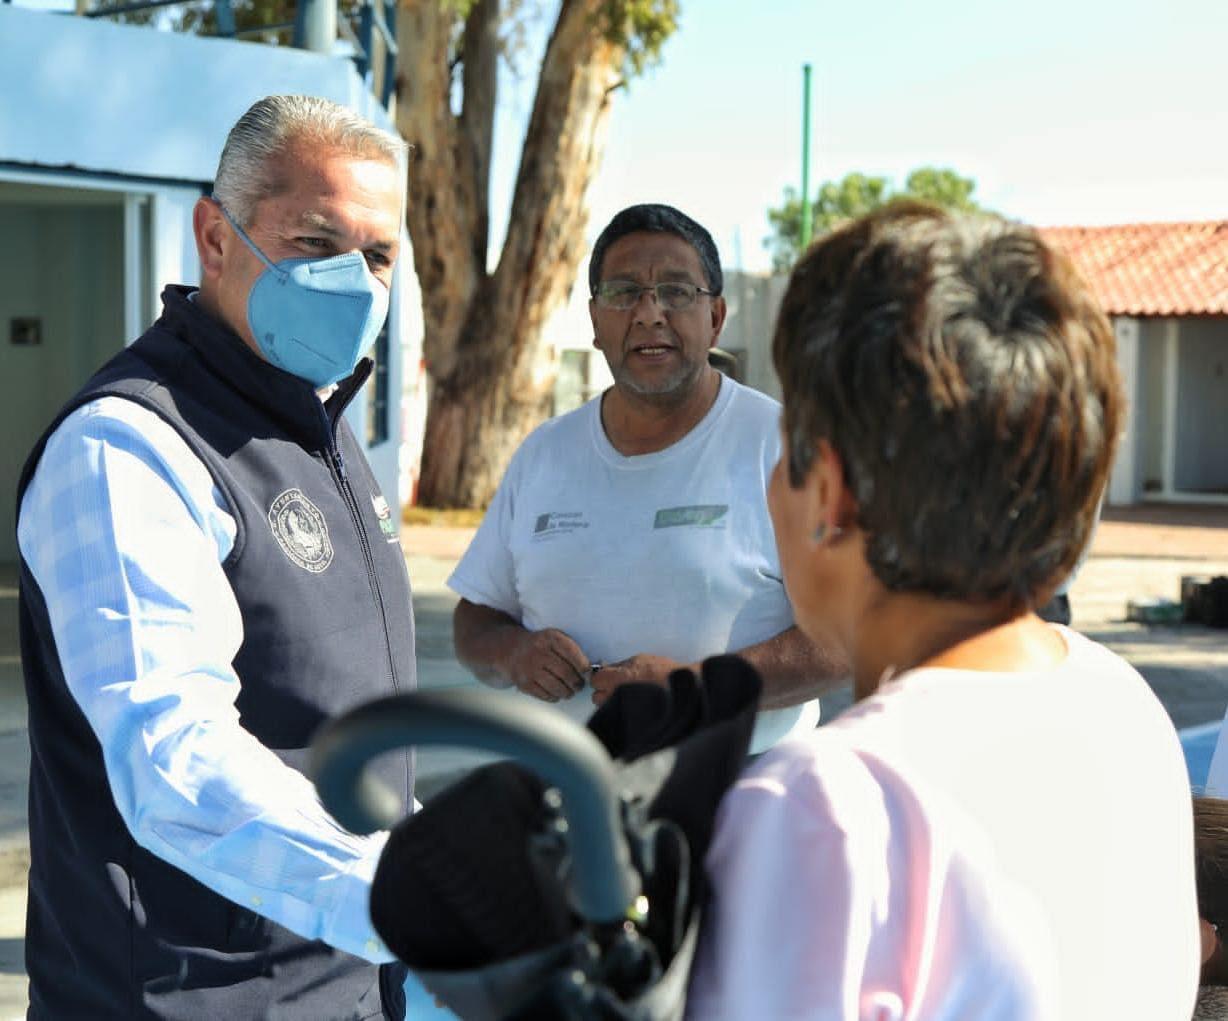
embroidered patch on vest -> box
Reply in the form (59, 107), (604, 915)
(371, 493), (400, 543)
(269, 489), (334, 573)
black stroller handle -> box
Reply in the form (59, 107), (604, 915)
(310, 689), (642, 925)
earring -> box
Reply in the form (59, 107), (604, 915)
(812, 523), (844, 544)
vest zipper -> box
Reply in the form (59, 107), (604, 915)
(323, 428), (400, 694)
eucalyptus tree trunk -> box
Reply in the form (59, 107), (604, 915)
(397, 0), (628, 507)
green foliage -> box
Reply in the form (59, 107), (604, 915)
(93, 0), (677, 83)
(813, 172), (890, 232)
(599, 0), (680, 78)
(901, 166), (980, 212)
(765, 166), (988, 273)
(94, 0), (364, 42)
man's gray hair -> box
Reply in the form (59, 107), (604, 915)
(213, 95), (408, 226)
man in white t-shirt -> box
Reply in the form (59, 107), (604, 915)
(448, 203), (846, 753)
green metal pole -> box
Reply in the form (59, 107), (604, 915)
(800, 63), (813, 252)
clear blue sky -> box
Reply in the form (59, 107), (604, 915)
(19, 0), (1225, 274)
(490, 0), (1228, 273)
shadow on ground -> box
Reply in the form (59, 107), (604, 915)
(1082, 622), (1228, 730)
(0, 939), (22, 976)
(410, 590), (460, 660)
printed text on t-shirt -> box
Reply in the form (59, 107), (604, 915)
(532, 511), (590, 540)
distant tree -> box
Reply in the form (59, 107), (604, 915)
(99, 0), (332, 40)
(399, 0), (680, 507)
(96, 0), (679, 508)
(765, 166), (987, 272)
(900, 166), (981, 212)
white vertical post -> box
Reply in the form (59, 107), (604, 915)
(122, 193), (145, 347)
(294, 0), (336, 53)
(1162, 319), (1180, 497)
(1108, 317), (1139, 507)
(150, 192), (166, 326)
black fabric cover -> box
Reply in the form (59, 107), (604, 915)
(589, 654), (763, 872)
(370, 758), (568, 969)
(368, 654), (762, 1019)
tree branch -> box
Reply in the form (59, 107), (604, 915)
(460, 0), (499, 272)
(396, 1), (481, 375)
(491, 0), (626, 372)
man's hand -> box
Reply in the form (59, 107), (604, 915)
(590, 654), (686, 706)
(505, 628), (589, 703)
(453, 600), (591, 702)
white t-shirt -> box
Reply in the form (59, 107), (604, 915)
(448, 378), (820, 753)
(687, 628), (1199, 1020)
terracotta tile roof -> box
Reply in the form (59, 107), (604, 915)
(1037, 221), (1228, 317)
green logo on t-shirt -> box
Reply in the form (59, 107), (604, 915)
(653, 505), (728, 529)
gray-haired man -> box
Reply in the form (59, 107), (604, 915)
(17, 96), (415, 1018)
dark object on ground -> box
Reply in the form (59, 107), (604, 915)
(1185, 577), (1228, 629)
(1127, 597), (1185, 625)
(311, 655), (761, 1020)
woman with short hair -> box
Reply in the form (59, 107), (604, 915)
(686, 203), (1199, 1020)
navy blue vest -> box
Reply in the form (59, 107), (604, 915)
(18, 286), (416, 1019)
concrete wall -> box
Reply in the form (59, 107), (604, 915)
(542, 279), (612, 416)
(1136, 317), (1169, 497)
(0, 201), (125, 559)
(1174, 317), (1228, 494)
(1128, 315), (1228, 500)
(721, 270), (787, 400)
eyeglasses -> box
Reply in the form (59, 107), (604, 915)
(592, 279), (715, 311)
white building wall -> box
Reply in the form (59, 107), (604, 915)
(0, 7), (386, 184)
(1173, 317), (1228, 494)
(543, 279), (612, 416)
(151, 188), (205, 318)
(0, 199), (127, 559)
(721, 270), (787, 400)
(387, 231), (424, 505)
(0, 5), (417, 515)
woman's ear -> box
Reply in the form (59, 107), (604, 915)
(1202, 917), (1219, 967)
(809, 439), (857, 544)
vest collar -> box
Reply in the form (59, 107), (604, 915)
(158, 285), (371, 449)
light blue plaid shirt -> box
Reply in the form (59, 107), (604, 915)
(18, 395), (397, 963)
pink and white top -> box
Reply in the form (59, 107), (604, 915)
(687, 628), (1199, 1020)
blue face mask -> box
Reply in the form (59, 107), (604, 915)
(219, 204), (390, 388)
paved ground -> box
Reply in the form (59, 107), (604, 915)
(402, 505), (1228, 734)
(0, 504), (1226, 1015)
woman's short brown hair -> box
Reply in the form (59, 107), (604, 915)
(773, 201), (1122, 606)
